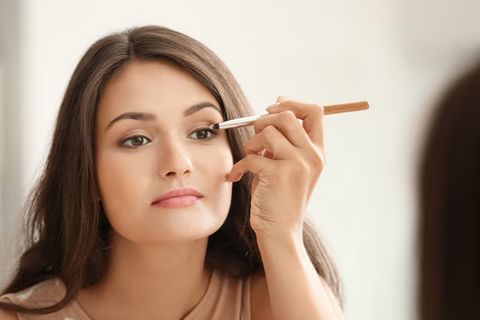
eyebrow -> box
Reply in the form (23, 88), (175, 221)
(106, 102), (223, 131)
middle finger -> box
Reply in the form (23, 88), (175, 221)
(245, 125), (296, 160)
(253, 111), (312, 149)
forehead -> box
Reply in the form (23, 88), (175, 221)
(97, 60), (218, 120)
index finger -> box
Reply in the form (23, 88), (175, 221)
(266, 100), (324, 147)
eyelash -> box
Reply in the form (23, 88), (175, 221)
(192, 127), (219, 140)
(119, 127), (219, 148)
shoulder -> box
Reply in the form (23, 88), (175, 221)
(249, 272), (343, 320)
(0, 278), (65, 309)
(0, 309), (18, 320)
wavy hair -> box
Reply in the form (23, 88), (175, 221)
(0, 25), (342, 315)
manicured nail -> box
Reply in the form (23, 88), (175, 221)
(276, 96), (290, 103)
(265, 102), (281, 111)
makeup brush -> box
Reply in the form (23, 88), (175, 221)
(210, 101), (369, 130)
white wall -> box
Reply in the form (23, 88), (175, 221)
(2, 0), (480, 319)
(0, 0), (24, 290)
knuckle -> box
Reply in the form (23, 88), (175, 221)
(245, 153), (257, 162)
(290, 158), (310, 176)
(241, 154), (255, 165)
(311, 104), (324, 115)
(263, 125), (277, 135)
(253, 120), (263, 133)
(312, 150), (326, 170)
(280, 110), (297, 122)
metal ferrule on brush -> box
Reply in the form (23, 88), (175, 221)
(211, 115), (262, 130)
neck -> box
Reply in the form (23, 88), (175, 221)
(78, 233), (212, 320)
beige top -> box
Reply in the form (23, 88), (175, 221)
(0, 270), (252, 320)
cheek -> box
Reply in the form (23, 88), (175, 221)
(202, 150), (233, 176)
(211, 144), (233, 179)
(194, 146), (234, 212)
(95, 151), (149, 223)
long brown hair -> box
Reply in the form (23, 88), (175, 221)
(418, 57), (480, 320)
(0, 25), (342, 315)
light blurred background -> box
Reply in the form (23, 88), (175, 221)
(1, 0), (479, 319)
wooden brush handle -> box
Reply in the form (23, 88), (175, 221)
(324, 101), (369, 115)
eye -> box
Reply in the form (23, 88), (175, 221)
(120, 135), (151, 148)
(189, 128), (218, 140)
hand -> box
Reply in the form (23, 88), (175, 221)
(227, 96), (326, 239)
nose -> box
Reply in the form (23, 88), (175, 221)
(157, 140), (193, 179)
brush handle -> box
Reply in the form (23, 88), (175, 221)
(213, 101), (369, 130)
(324, 101), (369, 115)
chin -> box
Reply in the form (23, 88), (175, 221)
(116, 210), (228, 244)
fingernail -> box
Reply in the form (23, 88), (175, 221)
(276, 96), (290, 103)
(265, 102), (280, 111)
(227, 172), (239, 182)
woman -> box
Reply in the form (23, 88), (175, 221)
(0, 25), (343, 319)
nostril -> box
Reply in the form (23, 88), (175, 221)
(161, 166), (192, 178)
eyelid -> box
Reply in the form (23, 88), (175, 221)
(188, 126), (219, 140)
(118, 134), (151, 148)
(116, 123), (219, 147)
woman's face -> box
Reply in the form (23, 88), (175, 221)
(95, 60), (233, 244)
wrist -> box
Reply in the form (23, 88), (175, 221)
(255, 228), (307, 258)
(253, 220), (303, 242)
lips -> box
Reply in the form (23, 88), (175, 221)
(152, 188), (203, 205)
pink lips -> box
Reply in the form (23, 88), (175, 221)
(152, 188), (203, 208)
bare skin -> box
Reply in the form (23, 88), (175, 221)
(0, 61), (344, 320)
(77, 60), (233, 320)
(227, 96), (345, 320)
